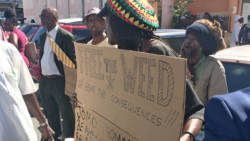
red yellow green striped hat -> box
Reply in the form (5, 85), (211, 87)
(104, 0), (159, 31)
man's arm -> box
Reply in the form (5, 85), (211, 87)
(8, 41), (54, 140)
(180, 80), (204, 141)
(180, 118), (203, 141)
(8, 32), (19, 49)
(23, 93), (54, 141)
(23, 94), (47, 124)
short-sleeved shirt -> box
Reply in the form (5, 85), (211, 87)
(0, 41), (38, 141)
(88, 37), (117, 48)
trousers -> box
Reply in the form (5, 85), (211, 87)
(40, 75), (75, 140)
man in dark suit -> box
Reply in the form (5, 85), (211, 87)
(39, 8), (75, 141)
(204, 87), (250, 141)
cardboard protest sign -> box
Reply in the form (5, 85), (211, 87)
(75, 43), (186, 141)
(64, 65), (77, 97)
(75, 105), (139, 141)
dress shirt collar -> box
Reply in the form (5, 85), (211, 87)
(47, 24), (59, 37)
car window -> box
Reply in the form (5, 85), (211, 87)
(223, 62), (250, 92)
(160, 37), (185, 54)
(72, 29), (91, 40)
(59, 18), (84, 25)
(62, 21), (84, 25)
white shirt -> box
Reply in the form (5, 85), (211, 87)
(87, 37), (117, 48)
(0, 41), (38, 141)
(41, 25), (61, 75)
(231, 22), (242, 46)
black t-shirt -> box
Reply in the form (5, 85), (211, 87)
(147, 38), (204, 120)
(239, 24), (250, 45)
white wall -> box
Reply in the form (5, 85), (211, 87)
(57, 0), (70, 19)
(47, 0), (56, 8)
(84, 0), (99, 14)
(69, 0), (82, 18)
(23, 0), (46, 23)
(23, 0), (84, 23)
(242, 3), (250, 22)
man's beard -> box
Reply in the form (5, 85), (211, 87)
(181, 47), (202, 65)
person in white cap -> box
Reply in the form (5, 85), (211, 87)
(84, 7), (116, 47)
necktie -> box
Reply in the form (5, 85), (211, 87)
(47, 33), (76, 69)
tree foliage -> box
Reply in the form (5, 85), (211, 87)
(171, 0), (193, 28)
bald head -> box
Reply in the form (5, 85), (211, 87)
(40, 7), (58, 31)
(41, 8), (58, 20)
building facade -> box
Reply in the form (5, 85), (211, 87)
(159, 0), (244, 30)
(22, 0), (247, 30)
(242, 0), (250, 23)
(22, 0), (107, 23)
(188, 0), (243, 31)
(0, 0), (21, 18)
(23, 0), (84, 23)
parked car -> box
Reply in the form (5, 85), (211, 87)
(20, 18), (91, 43)
(213, 46), (250, 92)
(58, 18), (84, 25)
(59, 18), (91, 42)
(154, 29), (186, 54)
(19, 23), (40, 40)
(60, 24), (91, 42)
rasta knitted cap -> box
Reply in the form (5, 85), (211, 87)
(101, 0), (159, 31)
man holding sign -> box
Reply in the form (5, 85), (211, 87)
(98, 0), (204, 140)
(39, 8), (76, 141)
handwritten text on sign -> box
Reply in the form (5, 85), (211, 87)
(75, 44), (186, 141)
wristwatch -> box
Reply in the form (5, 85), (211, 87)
(39, 119), (48, 128)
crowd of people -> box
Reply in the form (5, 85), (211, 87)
(231, 15), (250, 46)
(0, 0), (249, 141)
